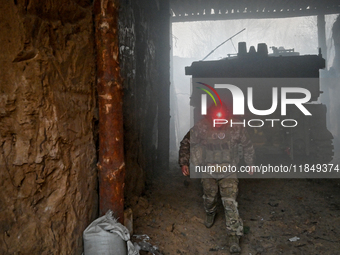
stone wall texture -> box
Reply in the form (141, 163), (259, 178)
(0, 1), (98, 254)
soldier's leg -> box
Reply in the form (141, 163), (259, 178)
(201, 178), (218, 228)
(219, 177), (243, 253)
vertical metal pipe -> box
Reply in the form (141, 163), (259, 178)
(94, 0), (125, 222)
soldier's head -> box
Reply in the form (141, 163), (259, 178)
(206, 103), (230, 127)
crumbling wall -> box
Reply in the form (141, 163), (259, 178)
(0, 1), (97, 254)
(119, 0), (170, 201)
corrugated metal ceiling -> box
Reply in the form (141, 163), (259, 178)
(171, 0), (340, 22)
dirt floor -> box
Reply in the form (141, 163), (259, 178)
(131, 158), (340, 255)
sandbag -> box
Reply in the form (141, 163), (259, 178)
(83, 210), (139, 255)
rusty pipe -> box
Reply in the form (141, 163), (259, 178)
(94, 0), (125, 223)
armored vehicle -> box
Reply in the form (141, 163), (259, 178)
(185, 42), (334, 163)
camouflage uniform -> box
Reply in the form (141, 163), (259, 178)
(179, 118), (255, 237)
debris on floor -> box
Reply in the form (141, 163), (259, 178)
(130, 161), (340, 254)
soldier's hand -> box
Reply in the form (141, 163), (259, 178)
(181, 165), (189, 176)
(248, 166), (255, 175)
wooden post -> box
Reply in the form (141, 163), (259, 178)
(94, 0), (125, 223)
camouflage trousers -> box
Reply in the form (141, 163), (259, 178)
(202, 174), (243, 236)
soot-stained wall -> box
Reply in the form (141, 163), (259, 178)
(119, 0), (170, 201)
(0, 1), (97, 254)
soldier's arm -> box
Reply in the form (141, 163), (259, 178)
(179, 122), (204, 176)
(179, 131), (190, 167)
(178, 121), (203, 167)
(179, 131), (190, 176)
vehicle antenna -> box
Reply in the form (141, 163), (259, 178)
(201, 28), (246, 61)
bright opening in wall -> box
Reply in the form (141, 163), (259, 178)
(169, 15), (338, 160)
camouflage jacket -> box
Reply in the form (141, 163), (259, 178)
(178, 118), (255, 166)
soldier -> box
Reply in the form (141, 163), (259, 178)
(179, 104), (255, 253)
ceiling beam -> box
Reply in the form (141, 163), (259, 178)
(171, 7), (340, 22)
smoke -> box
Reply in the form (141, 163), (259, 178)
(170, 15), (340, 163)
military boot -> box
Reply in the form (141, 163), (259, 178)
(228, 235), (241, 253)
(204, 212), (216, 228)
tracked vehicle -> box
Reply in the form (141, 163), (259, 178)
(185, 42), (334, 163)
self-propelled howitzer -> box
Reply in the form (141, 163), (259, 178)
(185, 42), (334, 163)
